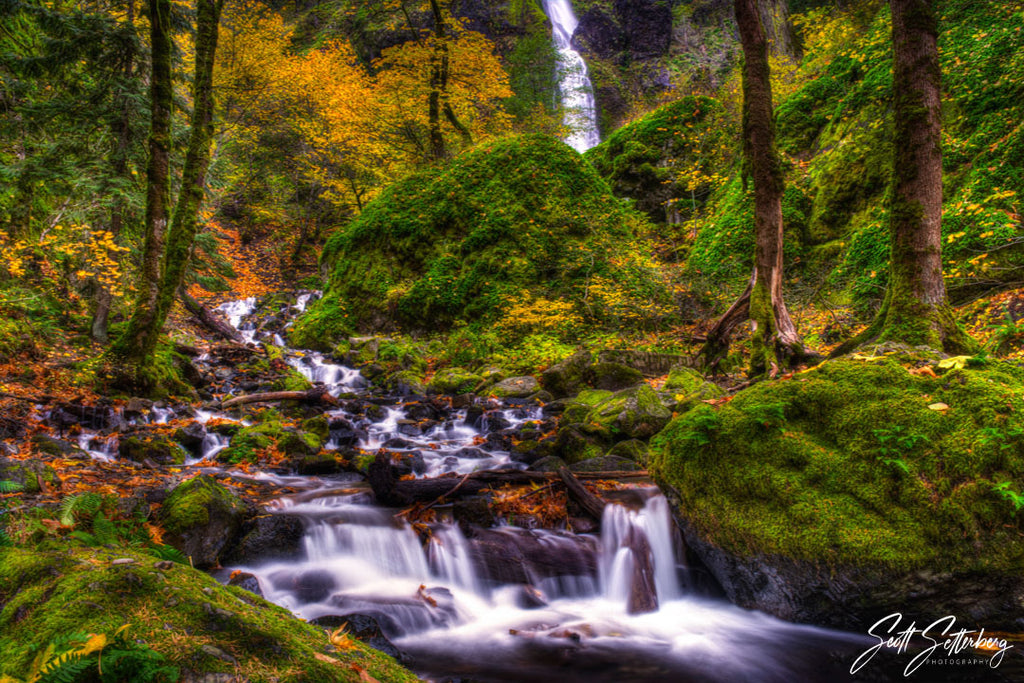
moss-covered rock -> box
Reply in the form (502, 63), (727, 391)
(488, 375), (540, 398)
(381, 369), (427, 395)
(650, 355), (1024, 629)
(118, 434), (188, 466)
(582, 385), (672, 441)
(296, 135), (667, 344)
(0, 545), (416, 682)
(29, 434), (87, 459)
(662, 366), (726, 412)
(554, 424), (607, 465)
(585, 362), (644, 391)
(529, 455), (569, 472)
(606, 439), (649, 465)
(562, 389), (614, 424)
(0, 457), (59, 494)
(569, 455), (641, 473)
(277, 429), (323, 457)
(428, 367), (484, 395)
(540, 349), (593, 399)
(217, 422), (281, 464)
(159, 475), (249, 568)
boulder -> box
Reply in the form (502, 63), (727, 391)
(488, 376), (540, 398)
(554, 425), (607, 464)
(582, 385), (672, 441)
(224, 513), (306, 565)
(0, 457), (59, 494)
(540, 350), (592, 399)
(119, 434), (188, 466)
(29, 435), (88, 459)
(585, 362), (644, 391)
(650, 355), (1024, 630)
(662, 367), (725, 412)
(160, 475), (248, 569)
(569, 455), (641, 473)
(427, 368), (483, 395)
(606, 439), (649, 465)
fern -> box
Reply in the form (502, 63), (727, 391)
(38, 656), (91, 683)
(91, 512), (117, 546)
(0, 479), (23, 494)
(60, 493), (105, 527)
(147, 544), (188, 565)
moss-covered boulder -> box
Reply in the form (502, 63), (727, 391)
(0, 545), (416, 682)
(561, 389), (614, 424)
(293, 134), (666, 344)
(569, 455), (641, 473)
(428, 368), (483, 395)
(277, 429), (323, 457)
(488, 376), (540, 398)
(381, 369), (427, 395)
(118, 433), (188, 466)
(662, 366), (726, 411)
(650, 355), (1024, 629)
(585, 362), (644, 391)
(541, 349), (593, 399)
(554, 424), (607, 464)
(606, 439), (649, 465)
(29, 434), (88, 459)
(159, 475), (249, 569)
(0, 457), (59, 493)
(582, 385), (672, 441)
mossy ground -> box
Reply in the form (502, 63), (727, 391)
(650, 354), (1024, 572)
(0, 544), (417, 682)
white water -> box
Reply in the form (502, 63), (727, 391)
(544, 0), (601, 152)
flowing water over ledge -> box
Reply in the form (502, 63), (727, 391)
(58, 293), (868, 680)
(544, 0), (601, 153)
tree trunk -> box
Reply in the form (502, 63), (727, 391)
(108, 0), (172, 364)
(699, 0), (812, 376)
(108, 0), (225, 386)
(832, 0), (973, 356)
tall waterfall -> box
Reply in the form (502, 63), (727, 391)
(544, 0), (601, 152)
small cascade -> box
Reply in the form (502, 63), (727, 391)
(544, 0), (601, 152)
(77, 433), (117, 462)
(288, 352), (365, 394)
(601, 495), (682, 604)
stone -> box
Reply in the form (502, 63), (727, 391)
(159, 475), (248, 569)
(488, 376), (540, 398)
(540, 350), (592, 399)
(569, 455), (641, 473)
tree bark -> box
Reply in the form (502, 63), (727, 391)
(832, 0), (973, 355)
(699, 0), (813, 376)
(107, 0), (225, 387)
(108, 0), (172, 364)
(219, 388), (336, 409)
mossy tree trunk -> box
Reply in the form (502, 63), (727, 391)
(700, 0), (812, 377)
(106, 0), (224, 388)
(107, 0), (172, 365)
(832, 0), (974, 356)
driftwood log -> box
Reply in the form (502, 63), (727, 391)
(179, 287), (243, 343)
(219, 387), (336, 409)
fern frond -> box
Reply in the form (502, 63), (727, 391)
(0, 480), (23, 494)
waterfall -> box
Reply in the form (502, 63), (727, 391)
(543, 0), (601, 152)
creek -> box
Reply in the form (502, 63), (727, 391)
(65, 293), (867, 681)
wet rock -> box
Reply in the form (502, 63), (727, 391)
(614, 0), (673, 60)
(488, 376), (540, 399)
(173, 422), (208, 454)
(123, 397), (153, 420)
(326, 589), (460, 637)
(452, 447), (489, 459)
(292, 451), (343, 476)
(310, 613), (402, 660)
(464, 404), (485, 428)
(159, 474), (248, 569)
(482, 412), (511, 431)
(50, 402), (123, 432)
(0, 456), (60, 494)
(294, 569), (337, 603)
(227, 571), (264, 598)
(528, 456), (568, 472)
(397, 419), (422, 437)
(208, 421), (241, 437)
(453, 495), (496, 531)
(277, 430), (322, 457)
(382, 437), (415, 450)
(481, 432), (513, 452)
(585, 362), (644, 392)
(512, 585), (549, 609)
(540, 350), (592, 399)
(573, 5), (626, 60)
(390, 451), (427, 477)
(450, 393), (475, 409)
(625, 526), (659, 615)
(119, 433), (188, 466)
(469, 528), (599, 585)
(510, 438), (554, 466)
(328, 418), (361, 447)
(29, 434), (88, 459)
(569, 455), (641, 473)
(405, 402), (441, 421)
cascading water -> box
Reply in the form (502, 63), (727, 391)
(56, 292), (866, 681)
(544, 0), (601, 152)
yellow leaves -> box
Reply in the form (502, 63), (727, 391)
(327, 623), (358, 651)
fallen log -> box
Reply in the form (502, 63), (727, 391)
(179, 286), (243, 343)
(558, 467), (607, 521)
(219, 387), (336, 409)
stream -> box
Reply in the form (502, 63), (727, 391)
(67, 293), (869, 681)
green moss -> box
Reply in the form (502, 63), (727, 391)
(160, 475), (245, 535)
(0, 545), (417, 682)
(300, 134), (668, 345)
(650, 356), (1024, 571)
(119, 434), (188, 466)
(581, 385), (672, 441)
(562, 389), (614, 423)
(428, 367), (484, 395)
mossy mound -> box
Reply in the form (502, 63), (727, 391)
(585, 96), (731, 223)
(294, 134), (668, 346)
(0, 545), (416, 682)
(651, 355), (1024, 571)
(118, 434), (188, 466)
